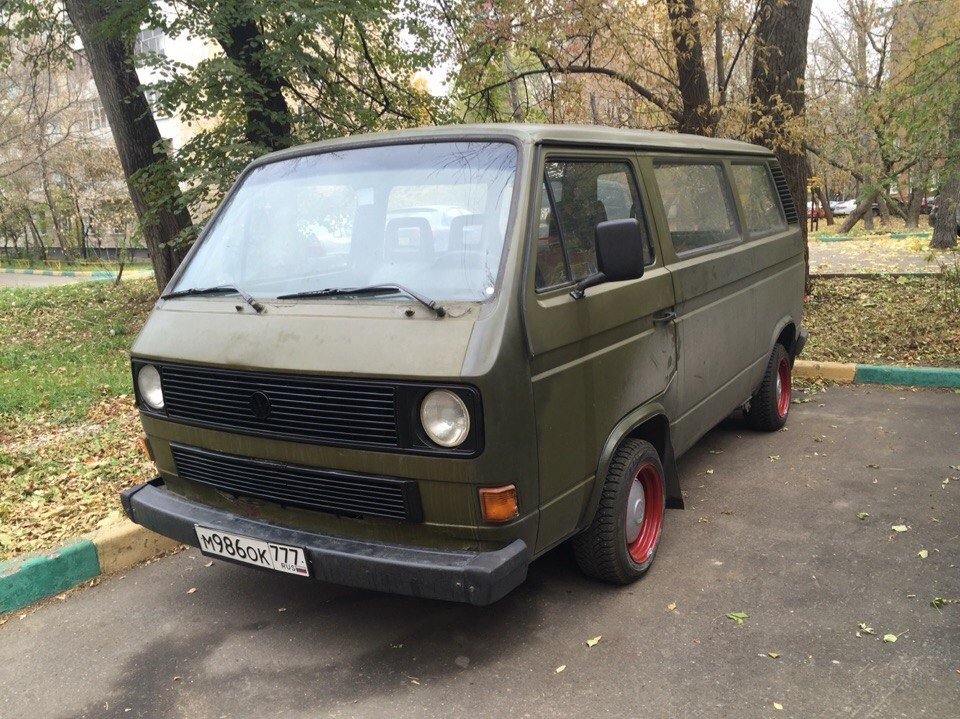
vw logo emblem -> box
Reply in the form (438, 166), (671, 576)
(249, 391), (272, 421)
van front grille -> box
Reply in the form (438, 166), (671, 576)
(770, 162), (800, 225)
(159, 363), (399, 449)
(171, 443), (422, 521)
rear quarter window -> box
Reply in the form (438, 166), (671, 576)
(731, 163), (787, 237)
(653, 162), (740, 254)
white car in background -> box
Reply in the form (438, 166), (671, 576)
(833, 198), (857, 216)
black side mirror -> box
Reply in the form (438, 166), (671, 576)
(570, 218), (645, 299)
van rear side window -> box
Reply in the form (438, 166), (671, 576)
(653, 162), (740, 254)
(730, 163), (787, 237)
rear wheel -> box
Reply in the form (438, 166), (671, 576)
(573, 439), (666, 584)
(745, 343), (791, 431)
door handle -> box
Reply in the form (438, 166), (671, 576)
(652, 309), (676, 324)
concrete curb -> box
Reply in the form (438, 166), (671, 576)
(794, 359), (960, 388)
(1, 267), (154, 278)
(0, 521), (180, 615)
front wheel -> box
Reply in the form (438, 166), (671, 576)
(573, 439), (666, 584)
(745, 343), (791, 431)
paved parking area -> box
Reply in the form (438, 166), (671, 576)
(1, 386), (958, 718)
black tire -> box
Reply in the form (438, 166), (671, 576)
(573, 439), (666, 584)
(745, 343), (791, 431)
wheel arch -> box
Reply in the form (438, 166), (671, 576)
(771, 317), (799, 359)
(577, 404), (683, 533)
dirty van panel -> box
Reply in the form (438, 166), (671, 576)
(523, 152), (677, 553)
(730, 160), (805, 356)
(648, 158), (757, 453)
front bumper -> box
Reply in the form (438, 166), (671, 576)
(121, 478), (531, 606)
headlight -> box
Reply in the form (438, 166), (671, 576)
(420, 389), (470, 447)
(137, 364), (164, 410)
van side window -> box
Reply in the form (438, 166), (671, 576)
(731, 162), (787, 237)
(653, 162), (740, 254)
(535, 160), (653, 290)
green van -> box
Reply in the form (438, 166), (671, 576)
(122, 124), (806, 605)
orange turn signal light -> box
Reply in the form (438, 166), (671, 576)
(479, 485), (519, 523)
(137, 434), (154, 461)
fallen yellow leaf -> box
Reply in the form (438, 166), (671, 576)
(774, 702), (783, 710)
(667, 602), (677, 611)
(186, 587), (196, 594)
(586, 636), (602, 647)
(555, 665), (566, 673)
(768, 652), (780, 659)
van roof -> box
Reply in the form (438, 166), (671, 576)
(254, 123), (773, 168)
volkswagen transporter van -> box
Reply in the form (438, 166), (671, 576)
(122, 124), (807, 605)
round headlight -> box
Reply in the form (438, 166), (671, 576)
(137, 364), (164, 410)
(420, 390), (470, 448)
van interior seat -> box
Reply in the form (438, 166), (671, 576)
(384, 217), (434, 261)
(447, 214), (485, 252)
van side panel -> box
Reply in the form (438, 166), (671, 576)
(526, 270), (678, 553)
(643, 156), (804, 456)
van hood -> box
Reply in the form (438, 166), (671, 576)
(131, 298), (481, 379)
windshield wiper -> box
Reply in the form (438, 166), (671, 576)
(161, 285), (265, 313)
(277, 283), (446, 317)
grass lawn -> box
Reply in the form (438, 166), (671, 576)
(0, 280), (157, 559)
(1, 259), (153, 272)
(1, 273), (957, 560)
(804, 275), (960, 367)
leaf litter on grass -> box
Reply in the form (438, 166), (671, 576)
(804, 276), (960, 368)
(0, 394), (154, 559)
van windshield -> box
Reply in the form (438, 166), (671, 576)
(172, 141), (518, 303)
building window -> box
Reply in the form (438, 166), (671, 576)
(85, 99), (109, 131)
(135, 28), (165, 56)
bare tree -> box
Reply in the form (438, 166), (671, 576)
(63, 0), (192, 290)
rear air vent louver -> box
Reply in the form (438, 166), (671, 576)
(769, 162), (799, 225)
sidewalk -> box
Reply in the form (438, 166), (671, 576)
(0, 268), (154, 288)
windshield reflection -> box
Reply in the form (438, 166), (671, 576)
(173, 142), (518, 302)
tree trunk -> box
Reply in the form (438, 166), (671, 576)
(24, 208), (46, 260)
(904, 187), (922, 229)
(666, 0), (715, 135)
(749, 0), (813, 289)
(38, 157), (74, 264)
(838, 190), (880, 233)
(931, 97), (960, 249)
(932, 180), (959, 250)
(877, 191), (891, 225)
(63, 0), (193, 291)
(212, 11), (293, 151)
(815, 185), (834, 225)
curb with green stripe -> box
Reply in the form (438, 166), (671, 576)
(794, 359), (960, 388)
(1, 521), (179, 615)
(2, 267), (154, 278)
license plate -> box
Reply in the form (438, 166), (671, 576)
(195, 526), (310, 577)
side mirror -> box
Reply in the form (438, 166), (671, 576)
(570, 218), (645, 299)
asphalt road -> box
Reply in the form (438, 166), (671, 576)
(2, 386), (958, 719)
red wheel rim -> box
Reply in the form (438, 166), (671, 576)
(776, 357), (791, 418)
(625, 462), (664, 564)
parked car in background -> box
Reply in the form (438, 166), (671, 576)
(921, 195), (937, 214)
(833, 198), (880, 217)
(833, 198), (857, 216)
